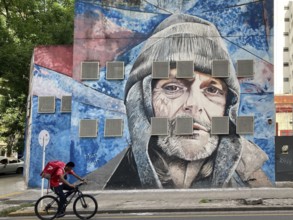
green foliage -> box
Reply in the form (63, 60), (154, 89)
(199, 198), (211, 203)
(0, 202), (34, 217)
(0, 0), (74, 156)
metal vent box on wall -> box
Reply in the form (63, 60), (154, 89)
(61, 96), (72, 113)
(79, 119), (98, 137)
(106, 62), (124, 80)
(151, 117), (168, 135)
(237, 60), (254, 77)
(176, 61), (194, 78)
(175, 117), (193, 135)
(211, 116), (229, 134)
(104, 119), (123, 137)
(81, 62), (99, 80)
(212, 60), (229, 77)
(236, 116), (254, 134)
(152, 61), (170, 79)
(38, 96), (55, 113)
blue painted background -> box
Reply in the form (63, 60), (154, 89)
(27, 0), (274, 187)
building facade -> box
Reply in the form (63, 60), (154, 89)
(284, 2), (293, 94)
(25, 0), (275, 189)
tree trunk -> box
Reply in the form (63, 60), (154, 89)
(6, 135), (15, 157)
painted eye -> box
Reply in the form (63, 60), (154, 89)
(204, 85), (223, 95)
(162, 83), (186, 98)
(163, 84), (183, 92)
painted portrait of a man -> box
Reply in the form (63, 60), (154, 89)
(105, 14), (272, 189)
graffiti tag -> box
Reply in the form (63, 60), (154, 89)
(279, 157), (293, 166)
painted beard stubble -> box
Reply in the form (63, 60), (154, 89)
(156, 116), (219, 161)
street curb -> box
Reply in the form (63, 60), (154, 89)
(4, 200), (35, 204)
(8, 206), (293, 217)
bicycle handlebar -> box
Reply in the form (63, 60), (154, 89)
(74, 181), (87, 190)
(76, 182), (84, 188)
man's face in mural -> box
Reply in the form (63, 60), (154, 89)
(152, 69), (228, 161)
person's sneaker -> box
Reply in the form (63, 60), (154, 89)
(56, 212), (65, 218)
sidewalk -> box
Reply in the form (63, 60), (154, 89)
(2, 184), (293, 217)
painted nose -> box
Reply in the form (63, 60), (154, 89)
(183, 89), (203, 116)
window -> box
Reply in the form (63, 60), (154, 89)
(284, 77), (289, 82)
(0, 159), (8, 164)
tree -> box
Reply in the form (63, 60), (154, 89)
(0, 0), (74, 156)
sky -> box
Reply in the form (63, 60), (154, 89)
(275, 0), (290, 94)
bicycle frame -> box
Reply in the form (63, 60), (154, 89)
(36, 182), (97, 220)
(44, 185), (83, 212)
(63, 188), (83, 209)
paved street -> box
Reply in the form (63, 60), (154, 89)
(2, 174), (293, 218)
(2, 211), (293, 220)
(0, 174), (26, 197)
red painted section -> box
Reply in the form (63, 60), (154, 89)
(73, 13), (145, 80)
(34, 45), (73, 77)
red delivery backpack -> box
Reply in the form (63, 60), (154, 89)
(40, 161), (65, 179)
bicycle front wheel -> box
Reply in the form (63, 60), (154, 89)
(34, 195), (59, 220)
(73, 194), (98, 219)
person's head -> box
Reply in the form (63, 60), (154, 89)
(153, 68), (228, 160)
(65, 161), (75, 172)
(124, 14), (240, 186)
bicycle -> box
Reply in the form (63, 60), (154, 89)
(34, 182), (98, 220)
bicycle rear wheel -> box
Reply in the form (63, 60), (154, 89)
(73, 194), (98, 219)
(34, 195), (59, 220)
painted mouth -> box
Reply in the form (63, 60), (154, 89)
(193, 122), (209, 132)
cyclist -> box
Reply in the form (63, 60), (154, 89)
(49, 161), (85, 218)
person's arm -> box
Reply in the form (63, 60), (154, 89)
(71, 172), (86, 182)
(59, 174), (75, 188)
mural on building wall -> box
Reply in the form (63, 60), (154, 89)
(27, 0), (274, 188)
(74, 0), (274, 188)
(104, 13), (273, 189)
(28, 64), (130, 187)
